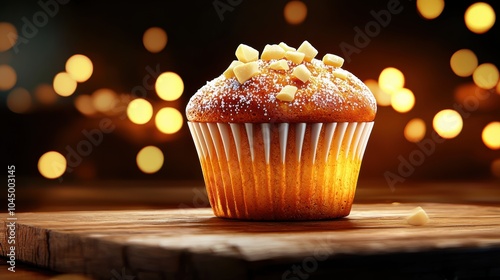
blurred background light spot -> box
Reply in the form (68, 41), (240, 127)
(127, 98), (153, 124)
(378, 67), (405, 94)
(34, 83), (58, 105)
(491, 158), (500, 178)
(482, 122), (500, 150)
(433, 109), (463, 139)
(65, 54), (93, 82)
(404, 118), (426, 143)
(473, 63), (499, 90)
(464, 2), (496, 34)
(284, 1), (308, 25)
(0, 22), (17, 52)
(0, 64), (17, 91)
(416, 0), (445, 20)
(136, 146), (164, 174)
(7, 87), (31, 113)
(75, 94), (97, 116)
(91, 88), (118, 113)
(155, 107), (183, 134)
(143, 27), (168, 53)
(364, 79), (391, 106)
(453, 83), (496, 111)
(450, 49), (478, 77)
(38, 151), (67, 179)
(53, 72), (77, 97)
(391, 88), (415, 113)
(155, 72), (184, 101)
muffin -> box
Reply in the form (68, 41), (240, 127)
(186, 41), (376, 220)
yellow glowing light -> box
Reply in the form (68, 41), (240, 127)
(364, 79), (391, 106)
(127, 98), (153, 125)
(91, 88), (117, 113)
(378, 67), (405, 93)
(465, 2), (496, 34)
(7, 87), (31, 113)
(450, 49), (478, 77)
(74, 94), (96, 116)
(391, 88), (415, 113)
(473, 63), (499, 90)
(38, 151), (67, 179)
(0, 64), (17, 91)
(155, 72), (184, 101)
(155, 107), (183, 134)
(143, 27), (168, 53)
(404, 118), (426, 143)
(136, 146), (164, 174)
(482, 122), (500, 150)
(433, 109), (463, 139)
(284, 1), (308, 25)
(491, 158), (500, 178)
(497, 81), (500, 95)
(0, 22), (17, 52)
(53, 72), (77, 97)
(65, 54), (93, 82)
(416, 0), (445, 20)
(34, 84), (58, 105)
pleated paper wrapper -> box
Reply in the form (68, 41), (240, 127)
(188, 122), (374, 220)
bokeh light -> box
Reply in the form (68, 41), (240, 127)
(391, 88), (415, 113)
(464, 2), (496, 34)
(53, 72), (77, 97)
(473, 63), (499, 90)
(38, 151), (67, 179)
(91, 88), (118, 113)
(136, 146), (164, 174)
(491, 158), (500, 178)
(155, 72), (184, 101)
(416, 0), (445, 20)
(7, 87), (31, 113)
(65, 54), (93, 82)
(127, 98), (153, 125)
(143, 27), (168, 53)
(0, 22), (17, 52)
(404, 118), (426, 143)
(284, 1), (308, 25)
(34, 84), (58, 105)
(482, 122), (500, 150)
(155, 107), (183, 134)
(433, 109), (463, 139)
(74, 94), (97, 116)
(378, 67), (405, 93)
(450, 49), (478, 77)
(0, 64), (17, 91)
(364, 79), (391, 106)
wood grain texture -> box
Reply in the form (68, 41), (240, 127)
(1, 203), (500, 280)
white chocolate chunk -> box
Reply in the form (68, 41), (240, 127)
(292, 64), (311, 82)
(261, 44), (286, 60)
(285, 51), (305, 64)
(323, 53), (345, 67)
(406, 206), (429, 226)
(233, 61), (259, 84)
(333, 69), (349, 80)
(297, 40), (318, 62)
(223, 60), (244, 79)
(276, 85), (298, 102)
(270, 59), (289, 70)
(279, 42), (296, 52)
(235, 44), (259, 63)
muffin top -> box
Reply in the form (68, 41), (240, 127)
(186, 41), (376, 123)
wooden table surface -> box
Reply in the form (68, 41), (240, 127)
(1, 180), (500, 280)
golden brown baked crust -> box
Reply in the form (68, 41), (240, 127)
(186, 54), (377, 123)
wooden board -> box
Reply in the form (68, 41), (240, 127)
(2, 203), (500, 280)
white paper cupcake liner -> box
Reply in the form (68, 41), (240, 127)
(188, 121), (374, 220)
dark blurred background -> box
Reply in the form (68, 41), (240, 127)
(1, 0), (500, 191)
